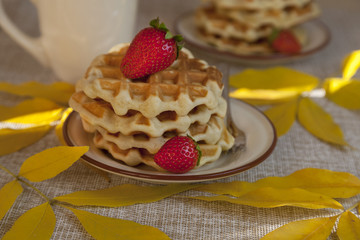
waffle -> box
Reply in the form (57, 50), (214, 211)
(202, 0), (314, 10)
(76, 43), (224, 119)
(92, 121), (234, 169)
(69, 91), (226, 137)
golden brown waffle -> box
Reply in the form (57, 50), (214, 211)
(76, 43), (224, 119)
(202, 0), (314, 10)
(69, 91), (226, 137)
(92, 122), (234, 169)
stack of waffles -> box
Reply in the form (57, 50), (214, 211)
(195, 0), (320, 54)
(69, 43), (234, 171)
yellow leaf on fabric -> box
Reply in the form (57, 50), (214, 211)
(2, 202), (56, 240)
(342, 50), (360, 79)
(0, 98), (60, 121)
(65, 207), (170, 240)
(337, 211), (360, 240)
(55, 184), (198, 207)
(0, 180), (23, 221)
(4, 108), (64, 127)
(264, 100), (297, 136)
(324, 78), (360, 110)
(261, 215), (338, 240)
(19, 146), (88, 182)
(195, 168), (360, 198)
(0, 125), (51, 156)
(0, 81), (74, 105)
(229, 89), (300, 105)
(298, 97), (348, 146)
(55, 108), (73, 145)
(192, 187), (343, 209)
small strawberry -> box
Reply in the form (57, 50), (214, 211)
(154, 136), (202, 174)
(269, 29), (301, 54)
(120, 17), (183, 79)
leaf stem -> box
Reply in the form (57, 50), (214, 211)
(0, 163), (17, 178)
(16, 177), (51, 202)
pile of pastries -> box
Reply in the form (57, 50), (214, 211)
(195, 0), (320, 54)
(69, 43), (234, 171)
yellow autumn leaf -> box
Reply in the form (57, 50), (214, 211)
(264, 100), (298, 136)
(4, 108), (64, 127)
(0, 81), (74, 105)
(337, 211), (360, 240)
(19, 146), (89, 182)
(0, 98), (60, 121)
(324, 78), (360, 110)
(342, 50), (360, 79)
(191, 187), (343, 209)
(65, 207), (170, 240)
(0, 125), (52, 156)
(229, 67), (318, 104)
(195, 168), (360, 198)
(55, 184), (198, 207)
(230, 89), (300, 105)
(55, 108), (73, 145)
(261, 215), (338, 240)
(2, 202), (56, 240)
(0, 180), (23, 221)
(298, 97), (348, 146)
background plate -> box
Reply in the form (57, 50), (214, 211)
(63, 100), (277, 183)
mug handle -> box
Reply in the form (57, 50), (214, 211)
(0, 0), (48, 66)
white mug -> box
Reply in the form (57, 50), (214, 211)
(0, 0), (138, 83)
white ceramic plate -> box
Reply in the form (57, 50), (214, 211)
(63, 99), (277, 183)
(174, 12), (331, 65)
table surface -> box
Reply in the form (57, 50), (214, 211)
(1, 0), (360, 239)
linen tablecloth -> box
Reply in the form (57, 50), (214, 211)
(1, 0), (360, 239)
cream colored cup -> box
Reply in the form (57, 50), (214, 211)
(0, 0), (138, 83)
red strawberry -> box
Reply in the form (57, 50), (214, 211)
(120, 18), (183, 79)
(269, 29), (301, 54)
(154, 136), (202, 174)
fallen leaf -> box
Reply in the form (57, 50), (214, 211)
(298, 97), (348, 146)
(195, 168), (360, 198)
(264, 99), (298, 136)
(191, 187), (343, 209)
(55, 108), (73, 145)
(230, 89), (300, 105)
(260, 215), (338, 240)
(0, 125), (52, 156)
(0, 98), (60, 121)
(337, 211), (360, 240)
(4, 108), (64, 127)
(229, 67), (318, 104)
(2, 202), (56, 240)
(19, 146), (89, 182)
(54, 184), (198, 207)
(0, 81), (74, 105)
(0, 180), (23, 221)
(342, 50), (360, 79)
(65, 207), (170, 240)
(324, 78), (360, 110)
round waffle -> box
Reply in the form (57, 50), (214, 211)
(76, 44), (224, 119)
(203, 0), (314, 10)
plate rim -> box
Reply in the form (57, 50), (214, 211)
(174, 11), (331, 62)
(63, 100), (277, 183)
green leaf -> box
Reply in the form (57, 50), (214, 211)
(0, 125), (52, 156)
(0, 81), (74, 105)
(264, 99), (298, 136)
(298, 97), (348, 146)
(19, 146), (89, 182)
(0, 98), (60, 121)
(65, 207), (170, 240)
(2, 202), (56, 240)
(55, 184), (198, 207)
(0, 180), (23, 221)
(324, 78), (360, 110)
(342, 50), (360, 79)
(195, 168), (360, 198)
(191, 187), (343, 209)
(261, 215), (338, 240)
(337, 211), (360, 240)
